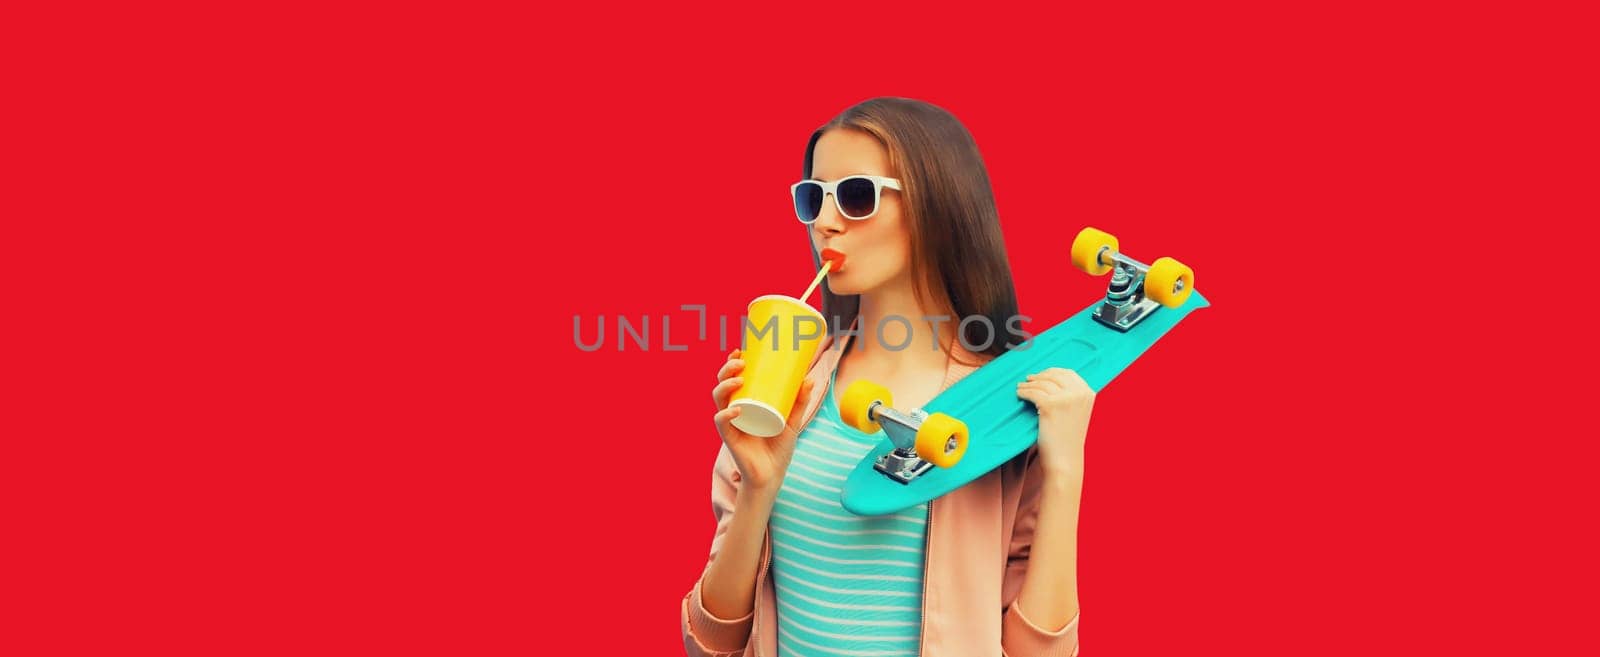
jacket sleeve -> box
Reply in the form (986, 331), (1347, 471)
(1000, 449), (1081, 657)
(680, 445), (756, 657)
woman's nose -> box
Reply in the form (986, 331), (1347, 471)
(812, 194), (846, 235)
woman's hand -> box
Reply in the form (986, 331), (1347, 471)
(1016, 367), (1095, 477)
(712, 348), (816, 492)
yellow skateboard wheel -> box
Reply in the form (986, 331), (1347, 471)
(1145, 256), (1195, 308)
(915, 412), (969, 468)
(839, 379), (892, 434)
(1070, 227), (1119, 276)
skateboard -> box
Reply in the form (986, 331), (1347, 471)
(837, 227), (1209, 516)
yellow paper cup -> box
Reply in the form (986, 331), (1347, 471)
(728, 295), (827, 437)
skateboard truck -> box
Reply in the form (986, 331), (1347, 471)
(1071, 227), (1195, 332)
(868, 406), (936, 483)
(837, 380), (969, 484)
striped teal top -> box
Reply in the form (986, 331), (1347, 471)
(770, 372), (928, 657)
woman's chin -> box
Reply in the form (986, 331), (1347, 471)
(826, 273), (861, 296)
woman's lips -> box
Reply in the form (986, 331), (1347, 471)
(821, 248), (847, 272)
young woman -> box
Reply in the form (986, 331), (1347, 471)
(681, 97), (1092, 657)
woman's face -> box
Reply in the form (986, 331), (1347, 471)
(808, 128), (913, 297)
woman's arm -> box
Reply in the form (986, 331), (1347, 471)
(695, 370), (813, 622)
(1013, 451), (1084, 630)
(682, 354), (815, 655)
(681, 446), (777, 656)
(1006, 367), (1094, 654)
(698, 480), (779, 621)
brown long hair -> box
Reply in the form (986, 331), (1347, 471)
(804, 97), (1019, 364)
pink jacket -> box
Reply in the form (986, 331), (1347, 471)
(680, 333), (1082, 657)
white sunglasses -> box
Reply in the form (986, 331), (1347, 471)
(790, 175), (903, 224)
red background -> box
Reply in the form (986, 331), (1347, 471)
(4, 2), (1596, 655)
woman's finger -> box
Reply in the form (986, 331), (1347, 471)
(717, 358), (745, 382)
(1016, 384), (1040, 403)
(1017, 379), (1055, 395)
(1028, 377), (1064, 396)
(782, 380), (816, 428)
(713, 405), (743, 437)
(712, 376), (744, 409)
(775, 379), (817, 442)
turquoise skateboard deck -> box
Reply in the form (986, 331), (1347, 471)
(839, 290), (1209, 516)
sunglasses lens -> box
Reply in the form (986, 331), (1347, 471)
(836, 177), (878, 219)
(794, 182), (824, 223)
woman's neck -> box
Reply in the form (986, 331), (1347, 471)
(852, 276), (954, 369)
